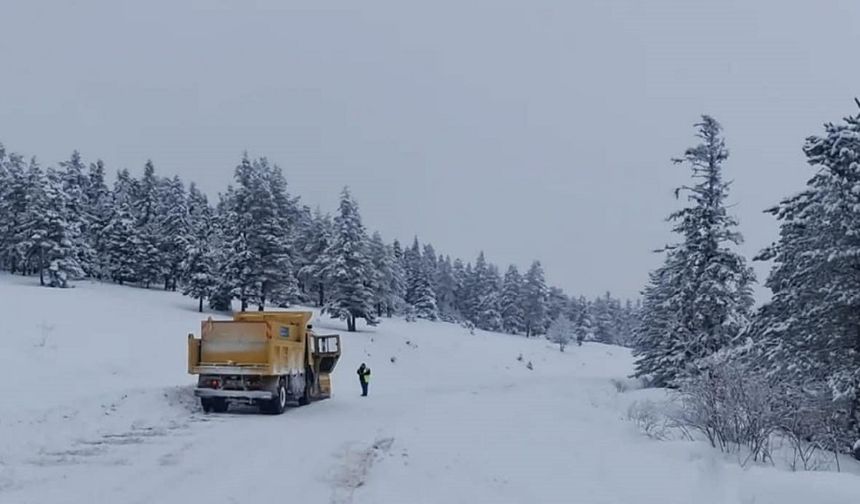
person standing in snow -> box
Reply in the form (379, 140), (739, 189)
(357, 363), (371, 396)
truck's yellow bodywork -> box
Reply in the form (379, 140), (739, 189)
(187, 311), (341, 414)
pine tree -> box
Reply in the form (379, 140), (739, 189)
(257, 158), (300, 306)
(521, 260), (548, 337)
(158, 175), (190, 291)
(85, 160), (112, 279)
(500, 265), (525, 334)
(322, 187), (377, 331)
(368, 231), (394, 317)
(388, 240), (408, 316)
(0, 149), (29, 273)
(451, 258), (468, 318)
(181, 183), (217, 312)
(16, 158), (50, 281)
(17, 165), (84, 287)
(435, 255), (458, 321)
(470, 256), (502, 331)
(545, 286), (570, 333)
(405, 238), (438, 320)
(59, 151), (95, 277)
(133, 160), (164, 287)
(752, 103), (860, 447)
(633, 116), (755, 386)
(591, 292), (618, 344)
(574, 302), (593, 346)
(297, 208), (334, 306)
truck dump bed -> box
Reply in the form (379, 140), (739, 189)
(188, 312), (311, 375)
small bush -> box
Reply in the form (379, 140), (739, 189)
(627, 400), (672, 440)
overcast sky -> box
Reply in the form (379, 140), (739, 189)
(2, 0), (859, 300)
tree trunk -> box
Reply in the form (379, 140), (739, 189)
(318, 285), (325, 307)
(198, 297), (204, 313)
(258, 294), (266, 311)
(347, 314), (356, 332)
(38, 248), (45, 286)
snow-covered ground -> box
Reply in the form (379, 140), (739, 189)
(2, 274), (860, 503)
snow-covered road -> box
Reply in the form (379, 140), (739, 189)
(2, 275), (860, 504)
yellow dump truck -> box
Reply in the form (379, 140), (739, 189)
(187, 311), (341, 414)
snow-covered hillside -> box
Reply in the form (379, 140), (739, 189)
(2, 275), (859, 504)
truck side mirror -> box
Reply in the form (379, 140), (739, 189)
(307, 324), (313, 330)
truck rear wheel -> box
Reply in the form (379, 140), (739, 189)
(211, 398), (229, 413)
(201, 398), (212, 413)
(298, 369), (313, 406)
(263, 379), (288, 415)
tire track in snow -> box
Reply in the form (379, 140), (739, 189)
(330, 436), (395, 504)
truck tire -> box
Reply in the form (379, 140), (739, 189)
(298, 369), (312, 406)
(201, 398), (213, 413)
(263, 379), (288, 415)
(211, 398), (229, 413)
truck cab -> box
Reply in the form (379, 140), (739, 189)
(187, 311), (341, 414)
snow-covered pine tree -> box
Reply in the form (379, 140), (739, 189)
(404, 238), (438, 320)
(467, 252), (490, 327)
(547, 315), (574, 352)
(85, 160), (112, 279)
(0, 149), (29, 273)
(103, 171), (140, 285)
(591, 292), (618, 344)
(545, 286), (569, 333)
(322, 187), (378, 331)
(220, 161), (262, 311)
(633, 115), (755, 386)
(386, 240), (407, 317)
(133, 161), (164, 287)
(368, 231), (394, 317)
(500, 265), (525, 334)
(434, 255), (458, 321)
(404, 237), (421, 306)
(208, 187), (247, 311)
(411, 263), (439, 321)
(15, 158), (50, 281)
(521, 260), (548, 337)
(297, 208), (334, 307)
(475, 263), (503, 331)
(59, 151), (95, 277)
(574, 304), (593, 346)
(260, 159), (301, 306)
(751, 103), (860, 451)
(181, 183), (217, 312)
(157, 175), (190, 291)
(616, 299), (640, 347)
(17, 165), (85, 287)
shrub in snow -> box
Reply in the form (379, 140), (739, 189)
(627, 400), (672, 441)
(674, 359), (779, 465)
(546, 316), (574, 352)
(526, 361), (533, 371)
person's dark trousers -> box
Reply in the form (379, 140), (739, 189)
(361, 381), (368, 396)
